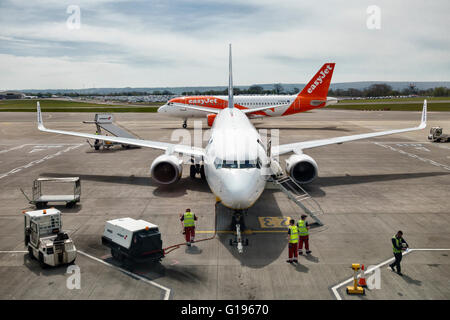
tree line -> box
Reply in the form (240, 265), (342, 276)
(328, 84), (450, 97)
(25, 83), (450, 98)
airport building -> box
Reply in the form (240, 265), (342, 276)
(0, 91), (25, 99)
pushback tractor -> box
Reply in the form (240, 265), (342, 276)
(24, 208), (77, 267)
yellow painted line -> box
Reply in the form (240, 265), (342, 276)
(258, 216), (292, 229)
(196, 230), (287, 235)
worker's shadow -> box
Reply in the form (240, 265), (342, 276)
(216, 190), (289, 268)
(185, 245), (202, 254)
(293, 263), (309, 273)
(305, 254), (319, 263)
(401, 274), (422, 286)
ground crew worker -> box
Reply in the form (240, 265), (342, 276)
(389, 230), (409, 276)
(287, 219), (299, 264)
(297, 214), (311, 255)
(180, 208), (197, 246)
(94, 130), (100, 149)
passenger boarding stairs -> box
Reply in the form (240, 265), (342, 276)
(269, 175), (324, 226)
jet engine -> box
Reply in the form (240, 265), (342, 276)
(207, 114), (217, 127)
(150, 154), (183, 184)
(285, 154), (318, 184)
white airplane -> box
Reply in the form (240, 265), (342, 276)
(158, 63), (338, 128)
(36, 45), (427, 251)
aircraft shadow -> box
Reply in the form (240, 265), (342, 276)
(84, 146), (141, 154)
(303, 171), (450, 197)
(216, 190), (288, 269)
(40, 173), (210, 196)
(254, 126), (351, 132)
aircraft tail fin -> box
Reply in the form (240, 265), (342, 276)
(299, 63), (335, 98)
(228, 43), (234, 109)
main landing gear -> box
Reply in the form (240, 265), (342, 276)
(190, 159), (205, 180)
(229, 210), (249, 254)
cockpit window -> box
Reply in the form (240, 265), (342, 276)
(239, 160), (256, 169)
(222, 160), (239, 169)
(214, 158), (261, 169)
(214, 157), (223, 169)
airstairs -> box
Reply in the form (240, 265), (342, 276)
(269, 175), (325, 226)
(83, 114), (141, 149)
(84, 114), (140, 140)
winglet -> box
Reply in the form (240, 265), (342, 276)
(419, 99), (427, 129)
(36, 101), (45, 131)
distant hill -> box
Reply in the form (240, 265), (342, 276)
(13, 81), (450, 95)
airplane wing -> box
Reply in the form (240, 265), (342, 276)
(241, 103), (290, 114)
(36, 102), (205, 157)
(171, 102), (220, 114)
(171, 102), (289, 115)
(273, 100), (427, 156)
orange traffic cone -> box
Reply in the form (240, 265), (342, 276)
(358, 264), (367, 287)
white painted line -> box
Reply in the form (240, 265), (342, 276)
(78, 250), (171, 300)
(0, 144), (27, 154)
(331, 248), (450, 300)
(0, 144), (77, 154)
(0, 249), (170, 300)
(0, 144), (83, 180)
(374, 142), (450, 171)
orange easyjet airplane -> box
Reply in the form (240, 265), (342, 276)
(158, 63), (337, 128)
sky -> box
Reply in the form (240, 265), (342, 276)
(0, 0), (449, 90)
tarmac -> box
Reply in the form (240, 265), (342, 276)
(0, 108), (449, 300)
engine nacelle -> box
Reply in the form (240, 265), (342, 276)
(150, 154), (183, 184)
(207, 114), (217, 127)
(285, 154), (318, 184)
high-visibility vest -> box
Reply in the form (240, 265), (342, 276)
(183, 212), (195, 227)
(392, 236), (402, 253)
(297, 220), (309, 236)
(289, 225), (299, 244)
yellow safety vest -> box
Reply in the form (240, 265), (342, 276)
(392, 236), (402, 253)
(297, 220), (309, 236)
(289, 225), (299, 244)
(184, 212), (195, 227)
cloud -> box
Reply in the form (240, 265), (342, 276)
(0, 0), (449, 89)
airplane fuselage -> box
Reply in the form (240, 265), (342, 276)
(158, 94), (337, 119)
(203, 107), (268, 210)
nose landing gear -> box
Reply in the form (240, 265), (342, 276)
(182, 119), (187, 129)
(229, 210), (249, 253)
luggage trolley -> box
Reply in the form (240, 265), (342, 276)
(21, 177), (81, 209)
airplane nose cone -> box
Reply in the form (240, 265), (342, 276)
(221, 170), (264, 209)
(157, 105), (165, 113)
